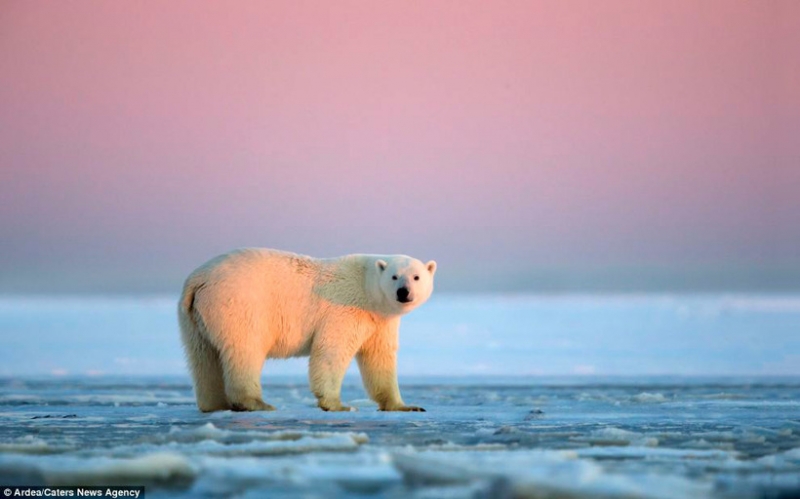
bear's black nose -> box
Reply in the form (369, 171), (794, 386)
(397, 287), (411, 303)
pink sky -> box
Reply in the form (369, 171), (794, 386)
(1, 1), (798, 292)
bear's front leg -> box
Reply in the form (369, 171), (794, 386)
(309, 352), (353, 411)
(356, 320), (425, 412)
(308, 327), (361, 412)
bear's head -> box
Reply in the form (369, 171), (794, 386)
(375, 256), (437, 315)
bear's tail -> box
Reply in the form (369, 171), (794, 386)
(178, 276), (229, 412)
(178, 276), (204, 345)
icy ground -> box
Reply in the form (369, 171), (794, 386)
(1, 376), (799, 499)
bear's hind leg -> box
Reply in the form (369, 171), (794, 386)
(182, 327), (229, 412)
(220, 348), (275, 412)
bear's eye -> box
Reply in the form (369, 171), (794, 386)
(392, 275), (398, 281)
(413, 275), (420, 281)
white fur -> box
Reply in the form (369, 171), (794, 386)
(178, 248), (436, 412)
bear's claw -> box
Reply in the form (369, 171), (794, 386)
(320, 404), (355, 412)
(380, 405), (426, 412)
(230, 399), (276, 412)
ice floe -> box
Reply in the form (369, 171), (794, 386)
(392, 449), (715, 499)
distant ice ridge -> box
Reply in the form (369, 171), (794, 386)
(0, 392), (195, 406)
(3, 292), (800, 377)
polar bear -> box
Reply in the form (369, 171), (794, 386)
(178, 248), (436, 412)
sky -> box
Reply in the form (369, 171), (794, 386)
(1, 1), (799, 294)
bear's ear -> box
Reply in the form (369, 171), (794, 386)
(376, 260), (388, 272)
(426, 260), (437, 275)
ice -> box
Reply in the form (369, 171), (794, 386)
(756, 447), (800, 469)
(1, 378), (799, 498)
(416, 442), (510, 452)
(70, 393), (195, 406)
(112, 433), (368, 457)
(0, 394), (43, 404)
(0, 435), (72, 454)
(0, 452), (196, 486)
(632, 392), (668, 403)
(574, 427), (660, 447)
(575, 446), (738, 460)
(48, 422), (372, 459)
(392, 449), (715, 499)
(153, 422), (368, 445)
(189, 451), (402, 497)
